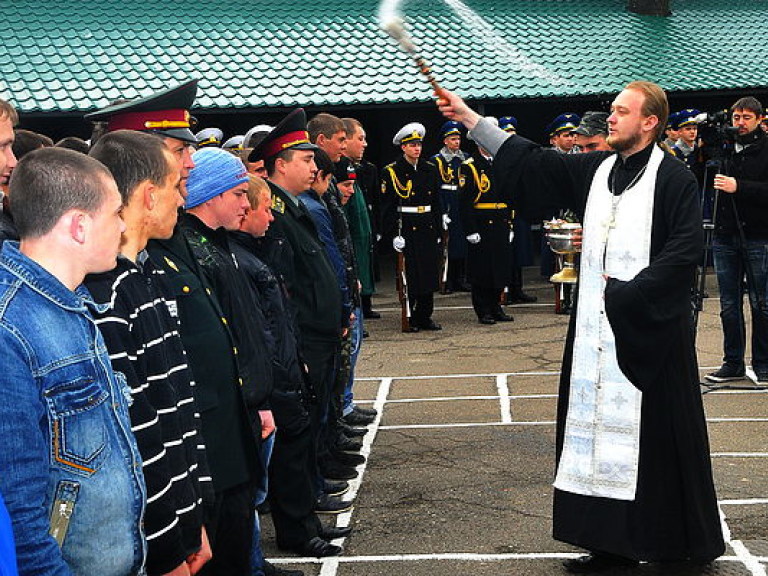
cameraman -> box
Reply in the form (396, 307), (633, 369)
(706, 97), (768, 383)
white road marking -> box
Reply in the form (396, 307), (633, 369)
(497, 374), (512, 424)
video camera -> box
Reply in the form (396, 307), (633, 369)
(695, 110), (740, 162)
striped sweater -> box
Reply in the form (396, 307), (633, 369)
(86, 254), (213, 575)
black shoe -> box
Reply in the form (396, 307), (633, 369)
(493, 311), (514, 322)
(338, 421), (367, 437)
(478, 315), (496, 325)
(323, 479), (349, 497)
(334, 434), (363, 452)
(456, 281), (472, 292)
(705, 364), (746, 383)
(352, 405), (378, 417)
(563, 553), (638, 573)
(320, 460), (358, 480)
(256, 500), (271, 514)
(417, 320), (442, 331)
(363, 309), (381, 319)
(507, 291), (538, 304)
(757, 372), (768, 383)
(315, 493), (353, 514)
(362, 329), (369, 338)
(319, 525), (353, 540)
(403, 325), (420, 333)
(439, 287), (453, 295)
(331, 450), (365, 466)
(263, 560), (305, 576)
(343, 409), (375, 426)
(279, 536), (342, 557)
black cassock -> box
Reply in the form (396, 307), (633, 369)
(494, 135), (725, 562)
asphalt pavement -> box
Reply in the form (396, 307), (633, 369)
(261, 264), (768, 576)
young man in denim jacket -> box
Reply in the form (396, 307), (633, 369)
(0, 148), (146, 575)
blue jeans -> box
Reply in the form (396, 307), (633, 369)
(713, 234), (768, 373)
(251, 433), (274, 575)
(343, 307), (363, 415)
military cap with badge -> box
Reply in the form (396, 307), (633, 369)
(546, 113), (581, 137)
(393, 122), (426, 146)
(499, 116), (518, 133)
(85, 80), (199, 143)
(195, 128), (223, 148)
(439, 120), (462, 140)
(671, 109), (701, 130)
(222, 135), (245, 155)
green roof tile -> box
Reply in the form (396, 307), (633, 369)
(2, 0), (768, 113)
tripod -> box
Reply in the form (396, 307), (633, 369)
(699, 155), (768, 393)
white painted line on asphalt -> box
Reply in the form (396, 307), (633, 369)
(380, 421), (556, 430)
(372, 394), (559, 403)
(318, 377), (393, 576)
(355, 371), (560, 381)
(271, 551), (748, 565)
(730, 540), (767, 576)
(709, 418), (768, 422)
(720, 498), (768, 505)
(497, 374), (512, 423)
(711, 453), (768, 457)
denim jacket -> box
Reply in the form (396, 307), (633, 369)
(0, 242), (146, 575)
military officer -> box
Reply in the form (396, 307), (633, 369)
(195, 127), (224, 148)
(381, 123), (442, 332)
(431, 120), (470, 293)
(459, 118), (513, 324)
(547, 113), (581, 154)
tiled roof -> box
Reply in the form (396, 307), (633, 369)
(1, 0), (766, 113)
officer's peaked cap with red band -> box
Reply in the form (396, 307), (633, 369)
(85, 80), (198, 144)
(248, 108), (318, 162)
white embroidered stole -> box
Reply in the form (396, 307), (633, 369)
(553, 145), (663, 501)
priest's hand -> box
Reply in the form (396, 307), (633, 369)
(714, 174), (737, 193)
(466, 233), (481, 244)
(393, 236), (406, 252)
(435, 89), (482, 130)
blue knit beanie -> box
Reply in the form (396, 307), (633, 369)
(186, 147), (249, 209)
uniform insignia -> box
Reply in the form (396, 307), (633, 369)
(272, 194), (286, 214)
(381, 181), (387, 194)
(163, 256), (179, 272)
(459, 173), (466, 188)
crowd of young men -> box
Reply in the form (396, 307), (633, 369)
(0, 75), (766, 576)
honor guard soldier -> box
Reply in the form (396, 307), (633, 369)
(573, 112), (611, 153)
(431, 120), (470, 293)
(222, 135), (245, 155)
(671, 109), (702, 170)
(458, 118), (514, 324)
(195, 127), (223, 148)
(381, 122), (442, 332)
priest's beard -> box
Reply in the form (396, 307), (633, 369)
(606, 131), (642, 153)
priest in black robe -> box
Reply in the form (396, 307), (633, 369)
(438, 82), (725, 572)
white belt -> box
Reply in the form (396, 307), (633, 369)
(398, 206), (432, 214)
(441, 184), (458, 191)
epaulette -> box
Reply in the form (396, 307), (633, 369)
(462, 157), (475, 166)
(271, 193), (286, 214)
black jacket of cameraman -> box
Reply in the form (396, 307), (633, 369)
(714, 129), (768, 240)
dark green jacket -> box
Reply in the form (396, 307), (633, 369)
(147, 228), (258, 493)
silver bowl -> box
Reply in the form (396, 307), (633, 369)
(545, 223), (582, 255)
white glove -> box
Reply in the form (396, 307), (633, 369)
(393, 235), (406, 252)
(442, 213), (451, 230)
(466, 233), (481, 244)
(509, 230), (515, 243)
(376, 233), (382, 242)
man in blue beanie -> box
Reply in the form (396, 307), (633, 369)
(182, 147), (276, 575)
